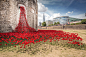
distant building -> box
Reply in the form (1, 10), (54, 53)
(46, 20), (53, 26)
(53, 16), (69, 25)
(39, 22), (41, 26)
(69, 17), (83, 24)
(53, 16), (83, 25)
(43, 13), (45, 22)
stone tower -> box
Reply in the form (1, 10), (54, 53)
(0, 0), (38, 33)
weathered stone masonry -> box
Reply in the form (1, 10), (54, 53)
(0, 0), (38, 33)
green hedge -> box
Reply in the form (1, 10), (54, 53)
(81, 19), (86, 24)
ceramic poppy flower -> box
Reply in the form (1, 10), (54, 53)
(0, 40), (2, 42)
(0, 44), (2, 45)
(14, 46), (16, 47)
(11, 43), (13, 45)
(5, 44), (7, 45)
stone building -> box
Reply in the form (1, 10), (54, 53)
(46, 20), (53, 26)
(0, 0), (38, 33)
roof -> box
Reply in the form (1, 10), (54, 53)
(53, 16), (69, 19)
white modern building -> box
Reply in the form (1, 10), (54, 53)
(53, 16), (83, 25)
(53, 16), (70, 25)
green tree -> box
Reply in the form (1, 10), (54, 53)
(57, 22), (60, 24)
(48, 24), (51, 26)
(54, 22), (57, 25)
(42, 22), (46, 26)
(54, 22), (60, 25)
(76, 22), (81, 25)
(71, 23), (75, 25)
(51, 24), (53, 26)
(81, 19), (86, 24)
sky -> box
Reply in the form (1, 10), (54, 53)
(37, 0), (86, 25)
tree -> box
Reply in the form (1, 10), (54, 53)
(51, 24), (53, 26)
(81, 19), (86, 24)
(54, 22), (57, 25)
(48, 24), (53, 26)
(48, 24), (51, 26)
(57, 22), (60, 24)
(54, 22), (60, 25)
(42, 22), (46, 26)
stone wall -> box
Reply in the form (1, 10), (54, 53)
(64, 24), (86, 30)
(39, 24), (86, 30)
(0, 0), (12, 32)
(0, 0), (38, 33)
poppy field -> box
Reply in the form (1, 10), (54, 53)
(0, 30), (84, 50)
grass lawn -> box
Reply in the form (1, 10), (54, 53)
(0, 29), (86, 57)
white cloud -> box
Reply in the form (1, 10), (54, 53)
(38, 12), (61, 22)
(38, 12), (50, 22)
(38, 12), (43, 21)
(66, 11), (73, 15)
(44, 13), (50, 20)
(38, 12), (61, 26)
(38, 12), (43, 26)
(38, 2), (48, 12)
(48, 13), (61, 21)
(52, 13), (61, 18)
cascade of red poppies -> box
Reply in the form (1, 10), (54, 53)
(13, 6), (36, 33)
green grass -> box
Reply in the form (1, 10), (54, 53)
(70, 22), (81, 25)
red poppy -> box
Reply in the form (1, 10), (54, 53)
(44, 40), (46, 42)
(6, 41), (9, 43)
(24, 46), (25, 48)
(9, 39), (11, 42)
(49, 39), (52, 42)
(0, 36), (1, 37)
(0, 44), (2, 45)
(36, 41), (39, 43)
(78, 44), (80, 46)
(0, 40), (2, 42)
(11, 43), (13, 44)
(54, 40), (56, 41)
(14, 46), (16, 47)
(20, 46), (22, 48)
(81, 43), (83, 45)
(5, 44), (7, 45)
(68, 42), (71, 44)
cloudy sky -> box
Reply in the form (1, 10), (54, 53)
(38, 0), (86, 25)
